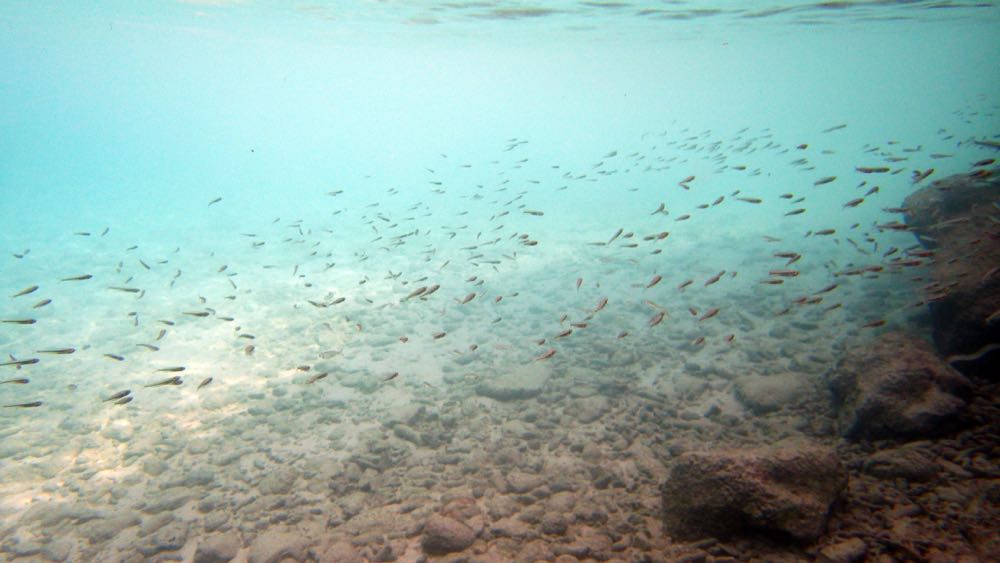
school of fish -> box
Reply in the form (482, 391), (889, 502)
(2, 122), (999, 413)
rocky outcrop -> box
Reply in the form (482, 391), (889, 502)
(734, 372), (819, 415)
(194, 532), (241, 563)
(660, 441), (846, 542)
(247, 528), (312, 563)
(903, 169), (1000, 376)
(817, 537), (867, 562)
(825, 332), (972, 442)
(475, 363), (548, 401)
(420, 514), (476, 554)
(861, 442), (939, 482)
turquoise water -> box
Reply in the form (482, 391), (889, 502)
(1, 1), (999, 561)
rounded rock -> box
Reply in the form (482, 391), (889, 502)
(420, 514), (476, 555)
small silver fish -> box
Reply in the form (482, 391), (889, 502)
(103, 390), (131, 402)
(145, 376), (182, 387)
(4, 401), (42, 408)
(11, 285), (39, 298)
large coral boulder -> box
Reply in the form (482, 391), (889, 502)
(902, 169), (1000, 376)
(825, 332), (971, 442)
(660, 441), (846, 542)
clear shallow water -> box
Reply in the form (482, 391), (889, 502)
(1, 1), (999, 561)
